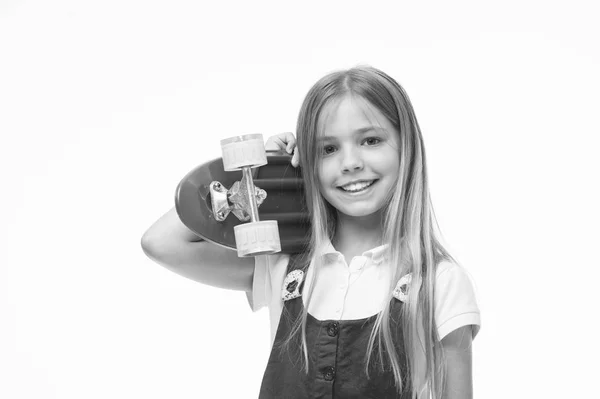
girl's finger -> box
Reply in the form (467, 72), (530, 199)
(265, 138), (285, 152)
(291, 147), (300, 168)
(265, 132), (296, 152)
(284, 133), (296, 154)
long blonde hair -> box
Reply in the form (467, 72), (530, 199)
(285, 66), (454, 398)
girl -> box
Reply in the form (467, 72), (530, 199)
(141, 66), (480, 399)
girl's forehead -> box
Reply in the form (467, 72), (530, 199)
(317, 95), (389, 137)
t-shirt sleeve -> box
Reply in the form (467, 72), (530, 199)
(434, 262), (481, 340)
(245, 253), (289, 312)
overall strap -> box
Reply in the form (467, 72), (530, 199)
(286, 252), (307, 273)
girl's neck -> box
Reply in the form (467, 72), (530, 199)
(332, 211), (383, 257)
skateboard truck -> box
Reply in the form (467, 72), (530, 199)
(210, 134), (281, 257)
(209, 179), (267, 222)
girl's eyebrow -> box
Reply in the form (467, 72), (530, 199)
(317, 126), (385, 142)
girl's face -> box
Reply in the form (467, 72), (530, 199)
(317, 95), (401, 221)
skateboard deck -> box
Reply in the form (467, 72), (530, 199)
(175, 150), (310, 254)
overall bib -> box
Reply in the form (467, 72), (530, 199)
(258, 254), (412, 399)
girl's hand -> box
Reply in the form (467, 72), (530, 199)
(265, 132), (300, 168)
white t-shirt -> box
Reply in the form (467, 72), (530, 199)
(247, 240), (481, 346)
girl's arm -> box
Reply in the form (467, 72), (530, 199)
(141, 207), (254, 291)
(440, 325), (473, 399)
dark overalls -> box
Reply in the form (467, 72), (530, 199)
(258, 254), (412, 399)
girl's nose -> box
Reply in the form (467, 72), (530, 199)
(341, 148), (364, 172)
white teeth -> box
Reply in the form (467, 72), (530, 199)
(340, 180), (374, 192)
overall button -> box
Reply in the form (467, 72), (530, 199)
(327, 322), (339, 337)
(323, 366), (336, 381)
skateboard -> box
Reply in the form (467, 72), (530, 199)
(175, 134), (310, 257)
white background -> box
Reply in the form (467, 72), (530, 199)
(1, 0), (598, 398)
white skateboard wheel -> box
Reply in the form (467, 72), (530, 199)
(221, 134), (267, 171)
(233, 220), (281, 257)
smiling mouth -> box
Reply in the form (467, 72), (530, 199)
(338, 180), (377, 193)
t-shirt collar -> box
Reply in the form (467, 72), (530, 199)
(316, 237), (388, 265)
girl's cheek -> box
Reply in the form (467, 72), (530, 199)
(316, 165), (326, 184)
(319, 158), (334, 173)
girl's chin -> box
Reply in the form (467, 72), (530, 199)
(336, 207), (385, 221)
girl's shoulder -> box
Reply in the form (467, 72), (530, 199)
(435, 259), (475, 284)
(258, 252), (292, 270)
(434, 259), (479, 301)
(433, 259), (481, 339)
(248, 252), (300, 312)
(257, 252), (293, 288)
(257, 251), (310, 277)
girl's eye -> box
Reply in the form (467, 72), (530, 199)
(364, 137), (381, 146)
(323, 145), (336, 154)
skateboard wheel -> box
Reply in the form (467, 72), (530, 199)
(233, 220), (281, 257)
(221, 134), (267, 171)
